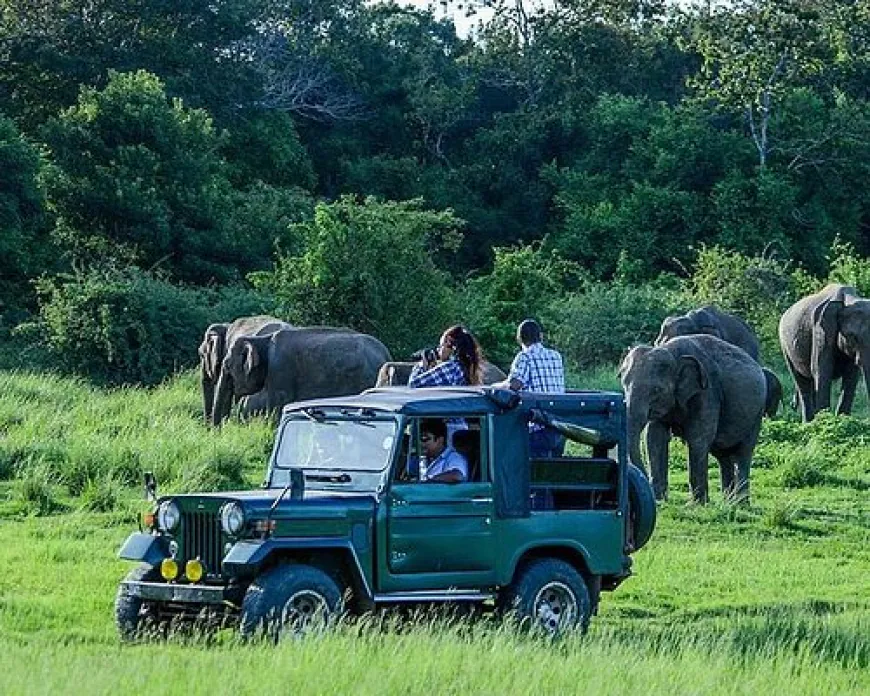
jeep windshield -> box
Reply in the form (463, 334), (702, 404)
(268, 410), (398, 493)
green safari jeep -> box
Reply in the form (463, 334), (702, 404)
(116, 387), (656, 639)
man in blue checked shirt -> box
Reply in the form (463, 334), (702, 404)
(499, 319), (566, 458)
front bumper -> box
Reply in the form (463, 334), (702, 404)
(122, 581), (228, 605)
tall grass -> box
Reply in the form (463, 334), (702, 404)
(0, 369), (867, 694)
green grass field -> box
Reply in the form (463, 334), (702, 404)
(0, 370), (867, 695)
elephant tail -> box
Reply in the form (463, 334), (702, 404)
(762, 368), (782, 418)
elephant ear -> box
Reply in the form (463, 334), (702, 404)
(200, 324), (227, 380)
(676, 355), (708, 410)
(243, 340), (260, 375)
(811, 291), (845, 382)
(618, 345), (653, 380)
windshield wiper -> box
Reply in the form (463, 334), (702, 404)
(270, 468), (305, 513)
(305, 473), (352, 484)
(302, 408), (328, 422)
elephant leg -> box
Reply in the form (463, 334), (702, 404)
(686, 443), (710, 504)
(716, 454), (735, 499)
(201, 374), (215, 424)
(786, 356), (815, 422)
(836, 364), (859, 416)
(646, 421), (671, 501)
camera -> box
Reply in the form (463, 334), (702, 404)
(411, 347), (439, 363)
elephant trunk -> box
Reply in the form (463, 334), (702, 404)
(212, 371), (235, 427)
(201, 371), (215, 423)
(862, 355), (870, 413)
(627, 405), (649, 475)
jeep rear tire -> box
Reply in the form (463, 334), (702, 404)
(115, 563), (160, 642)
(627, 463), (657, 551)
(502, 558), (591, 635)
(240, 563), (344, 641)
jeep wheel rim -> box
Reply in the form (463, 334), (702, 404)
(533, 581), (577, 634)
(280, 590), (329, 637)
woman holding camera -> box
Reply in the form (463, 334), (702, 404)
(408, 325), (483, 388)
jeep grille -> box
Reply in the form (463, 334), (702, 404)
(181, 511), (224, 578)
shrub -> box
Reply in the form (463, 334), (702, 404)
(549, 280), (686, 372)
(461, 245), (585, 367)
(778, 454), (827, 489)
(687, 246), (818, 360)
(28, 267), (272, 385)
(251, 196), (462, 359)
(79, 477), (122, 513)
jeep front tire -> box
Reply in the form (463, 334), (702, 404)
(240, 563), (344, 641)
(115, 563), (160, 642)
(502, 558), (591, 635)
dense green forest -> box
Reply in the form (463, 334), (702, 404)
(1, 0), (869, 381)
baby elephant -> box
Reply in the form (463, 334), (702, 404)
(620, 335), (767, 504)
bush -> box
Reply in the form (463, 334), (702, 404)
(251, 196), (462, 359)
(461, 245), (585, 367)
(778, 454), (827, 489)
(28, 267), (272, 386)
(687, 246), (818, 360)
(549, 280), (686, 372)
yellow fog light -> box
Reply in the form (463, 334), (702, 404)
(185, 559), (204, 583)
(160, 558), (179, 581)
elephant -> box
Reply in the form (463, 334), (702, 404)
(198, 316), (292, 423)
(374, 361), (507, 387)
(779, 284), (870, 422)
(212, 327), (392, 425)
(619, 335), (767, 504)
(656, 306), (760, 361)
(656, 306), (782, 417)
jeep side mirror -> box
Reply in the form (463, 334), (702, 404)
(143, 471), (157, 502)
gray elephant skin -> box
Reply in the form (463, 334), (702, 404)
(656, 305), (760, 360)
(779, 284), (870, 422)
(655, 306), (782, 417)
(212, 327), (392, 425)
(374, 361), (507, 387)
(198, 316), (291, 423)
(620, 335), (766, 504)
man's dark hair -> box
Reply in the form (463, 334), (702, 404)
(420, 418), (447, 441)
(517, 319), (542, 346)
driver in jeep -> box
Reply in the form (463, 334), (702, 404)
(420, 419), (468, 483)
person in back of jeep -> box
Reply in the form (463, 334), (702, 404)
(498, 319), (566, 458)
(419, 419), (468, 483)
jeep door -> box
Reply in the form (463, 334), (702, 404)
(378, 417), (496, 592)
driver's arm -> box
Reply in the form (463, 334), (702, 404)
(426, 468), (465, 483)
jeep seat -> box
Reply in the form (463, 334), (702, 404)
(451, 429), (480, 481)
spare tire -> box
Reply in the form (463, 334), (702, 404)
(626, 463), (656, 552)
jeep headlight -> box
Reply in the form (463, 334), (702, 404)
(156, 500), (181, 532)
(220, 502), (246, 536)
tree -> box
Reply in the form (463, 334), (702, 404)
(0, 115), (52, 312)
(0, 0), (261, 129)
(40, 71), (243, 283)
(250, 196), (463, 357)
(688, 0), (838, 169)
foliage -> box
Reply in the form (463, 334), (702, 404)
(549, 280), (687, 372)
(39, 71), (244, 283)
(250, 196), (463, 359)
(827, 238), (870, 298)
(0, 116), (52, 312)
(687, 246), (818, 360)
(461, 244), (585, 367)
(29, 267), (271, 386)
